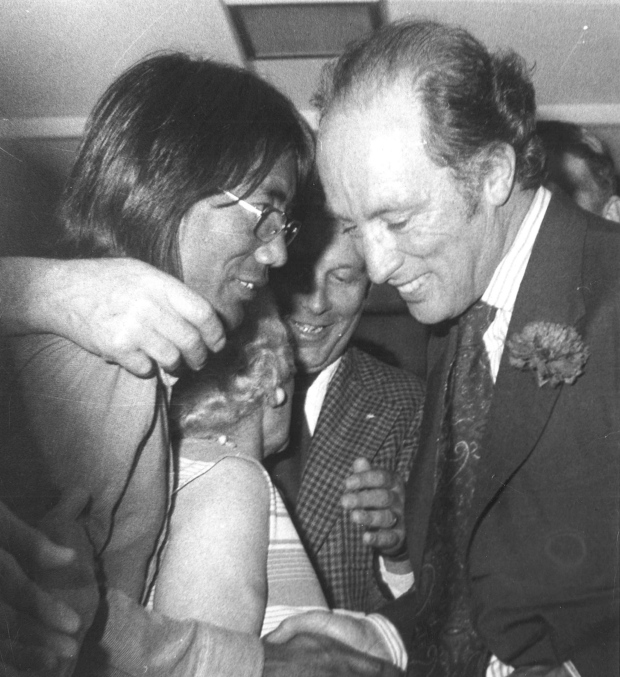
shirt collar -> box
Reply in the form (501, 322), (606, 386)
(305, 356), (343, 434)
(482, 185), (551, 315)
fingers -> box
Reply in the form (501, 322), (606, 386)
(341, 459), (407, 557)
(267, 611), (334, 643)
(0, 549), (81, 637)
(0, 502), (74, 575)
(110, 292), (222, 375)
(47, 258), (226, 377)
(344, 468), (397, 494)
(267, 611), (382, 657)
(0, 638), (60, 672)
(362, 527), (403, 551)
(163, 282), (226, 357)
(0, 600), (79, 661)
(264, 632), (401, 677)
(134, 306), (210, 373)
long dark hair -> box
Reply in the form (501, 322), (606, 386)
(58, 52), (313, 277)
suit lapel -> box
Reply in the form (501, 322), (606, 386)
(471, 194), (587, 522)
(296, 350), (402, 555)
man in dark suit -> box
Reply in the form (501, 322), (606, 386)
(267, 186), (424, 612)
(269, 18), (619, 677)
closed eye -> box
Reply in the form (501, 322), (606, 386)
(386, 218), (412, 232)
(342, 223), (361, 239)
(331, 269), (364, 284)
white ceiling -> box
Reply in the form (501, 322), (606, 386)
(1, 0), (619, 136)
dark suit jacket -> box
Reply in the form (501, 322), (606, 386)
(270, 346), (425, 611)
(382, 193), (620, 676)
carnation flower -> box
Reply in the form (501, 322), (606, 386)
(507, 322), (589, 388)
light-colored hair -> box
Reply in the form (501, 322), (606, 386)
(172, 291), (295, 438)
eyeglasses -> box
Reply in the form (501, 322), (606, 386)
(221, 190), (301, 245)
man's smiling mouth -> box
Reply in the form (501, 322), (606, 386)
(290, 320), (327, 335)
(396, 272), (431, 298)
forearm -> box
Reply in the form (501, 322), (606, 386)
(0, 256), (70, 335)
(97, 588), (264, 677)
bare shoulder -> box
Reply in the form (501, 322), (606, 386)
(174, 455), (270, 519)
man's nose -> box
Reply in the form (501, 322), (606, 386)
(254, 234), (288, 268)
(358, 226), (399, 285)
(302, 285), (330, 315)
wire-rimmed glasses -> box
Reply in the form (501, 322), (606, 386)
(221, 189), (301, 245)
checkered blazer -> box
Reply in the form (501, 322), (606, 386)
(294, 346), (425, 612)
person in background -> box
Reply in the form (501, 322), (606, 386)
(270, 19), (619, 677)
(537, 119), (620, 222)
(267, 177), (424, 612)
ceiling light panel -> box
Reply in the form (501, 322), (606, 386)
(224, 2), (384, 60)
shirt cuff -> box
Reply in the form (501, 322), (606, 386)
(485, 656), (581, 677)
(365, 613), (408, 672)
(378, 556), (415, 599)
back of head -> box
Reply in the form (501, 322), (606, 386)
(172, 290), (295, 438)
(59, 52), (313, 276)
(316, 19), (545, 190)
(537, 120), (618, 216)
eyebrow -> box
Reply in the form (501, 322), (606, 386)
(326, 200), (423, 224)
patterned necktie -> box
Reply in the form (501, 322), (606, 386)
(408, 300), (497, 677)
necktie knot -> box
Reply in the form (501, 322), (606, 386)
(457, 301), (497, 352)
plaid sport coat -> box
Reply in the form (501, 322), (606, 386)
(293, 346), (425, 612)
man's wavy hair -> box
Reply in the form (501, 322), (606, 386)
(315, 19), (545, 193)
(58, 52), (314, 279)
(172, 291), (295, 438)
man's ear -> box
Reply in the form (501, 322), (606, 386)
(483, 143), (516, 207)
(602, 195), (620, 223)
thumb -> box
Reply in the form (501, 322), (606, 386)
(265, 611), (334, 643)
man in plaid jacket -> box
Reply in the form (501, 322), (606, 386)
(267, 185), (425, 611)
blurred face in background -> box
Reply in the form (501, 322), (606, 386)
(272, 216), (370, 374)
(545, 151), (620, 221)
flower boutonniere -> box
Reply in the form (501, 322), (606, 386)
(507, 321), (589, 388)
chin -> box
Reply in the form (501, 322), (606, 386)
(407, 300), (450, 326)
(219, 303), (246, 332)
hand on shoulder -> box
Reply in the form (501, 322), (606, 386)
(2, 257), (225, 377)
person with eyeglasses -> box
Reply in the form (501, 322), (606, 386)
(0, 53), (399, 677)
